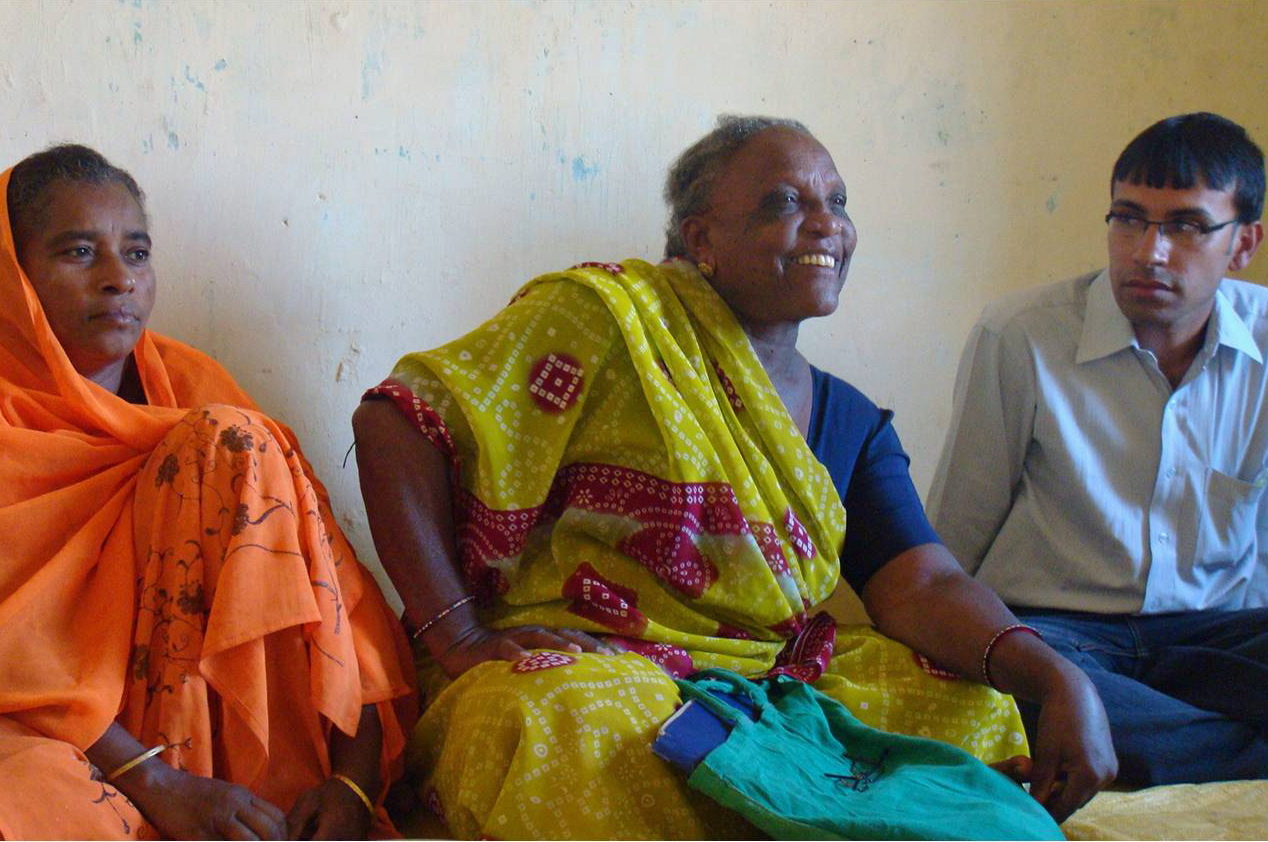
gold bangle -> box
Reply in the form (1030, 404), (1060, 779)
(106, 744), (167, 782)
(331, 773), (375, 814)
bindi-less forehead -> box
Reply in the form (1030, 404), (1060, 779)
(14, 180), (148, 262)
(45, 228), (151, 248)
(716, 131), (846, 202)
(32, 182), (145, 233)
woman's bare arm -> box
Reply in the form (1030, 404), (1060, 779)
(352, 399), (613, 677)
(87, 722), (286, 839)
(861, 543), (1117, 821)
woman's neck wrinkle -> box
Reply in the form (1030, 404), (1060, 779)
(743, 322), (800, 368)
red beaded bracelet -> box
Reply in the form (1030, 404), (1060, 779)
(981, 624), (1043, 690)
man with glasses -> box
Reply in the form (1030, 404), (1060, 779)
(928, 112), (1268, 787)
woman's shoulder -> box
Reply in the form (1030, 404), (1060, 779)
(148, 332), (258, 410)
(510, 258), (664, 304)
(428, 259), (666, 354)
(149, 332), (233, 380)
(807, 364), (894, 463)
(808, 364), (884, 422)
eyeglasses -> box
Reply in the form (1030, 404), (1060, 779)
(1105, 212), (1239, 248)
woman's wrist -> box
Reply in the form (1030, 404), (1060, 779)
(327, 703), (382, 804)
(985, 628), (1084, 702)
(110, 752), (178, 808)
(86, 723), (179, 806)
(1037, 658), (1095, 702)
(407, 595), (475, 643)
(330, 773), (376, 814)
(980, 624), (1043, 689)
(417, 604), (481, 658)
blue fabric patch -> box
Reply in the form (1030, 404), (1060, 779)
(651, 690), (757, 773)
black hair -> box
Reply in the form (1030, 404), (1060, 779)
(1112, 113), (1264, 223)
(7, 144), (146, 255)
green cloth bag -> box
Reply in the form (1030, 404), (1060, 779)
(675, 669), (1063, 840)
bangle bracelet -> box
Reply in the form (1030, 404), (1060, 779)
(331, 773), (375, 814)
(981, 624), (1043, 690)
(409, 594), (476, 641)
(106, 744), (167, 782)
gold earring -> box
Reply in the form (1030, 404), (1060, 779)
(697, 262), (714, 279)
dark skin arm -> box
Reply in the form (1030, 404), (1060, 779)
(87, 722), (287, 840)
(286, 703), (382, 840)
(351, 399), (614, 678)
(862, 544), (1118, 822)
(89, 707), (383, 840)
(90, 695), (381, 840)
(759, 345), (1115, 821)
(354, 392), (1114, 822)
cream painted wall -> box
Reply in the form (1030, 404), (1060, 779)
(4, 0), (1267, 605)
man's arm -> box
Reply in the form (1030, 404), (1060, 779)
(926, 316), (1036, 572)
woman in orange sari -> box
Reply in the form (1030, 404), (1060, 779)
(0, 145), (415, 840)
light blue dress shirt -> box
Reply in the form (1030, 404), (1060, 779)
(928, 270), (1268, 613)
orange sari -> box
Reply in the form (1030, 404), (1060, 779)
(0, 167), (416, 839)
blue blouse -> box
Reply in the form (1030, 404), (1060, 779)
(807, 365), (941, 593)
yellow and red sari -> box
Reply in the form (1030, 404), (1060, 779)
(0, 167), (416, 839)
(373, 259), (1028, 839)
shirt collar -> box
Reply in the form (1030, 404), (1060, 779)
(1075, 269), (1263, 365)
(1208, 286), (1263, 364)
(1076, 270), (1136, 364)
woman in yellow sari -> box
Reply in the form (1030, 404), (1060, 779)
(354, 117), (1117, 838)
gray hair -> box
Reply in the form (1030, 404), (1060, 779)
(663, 115), (814, 259)
(7, 144), (146, 255)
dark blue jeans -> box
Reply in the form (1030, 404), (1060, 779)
(1012, 608), (1268, 787)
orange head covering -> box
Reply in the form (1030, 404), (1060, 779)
(0, 164), (253, 748)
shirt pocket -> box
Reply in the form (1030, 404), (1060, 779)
(1196, 466), (1267, 569)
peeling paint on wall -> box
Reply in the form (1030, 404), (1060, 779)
(571, 155), (597, 181)
(361, 49), (383, 101)
(2, 0), (1264, 602)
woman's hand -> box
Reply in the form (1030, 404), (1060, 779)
(284, 704), (382, 839)
(286, 778), (372, 840)
(860, 547), (1118, 821)
(127, 764), (287, 840)
(983, 669), (1118, 823)
(435, 623), (618, 678)
(88, 723), (286, 839)
(353, 403), (619, 678)
(1025, 666), (1118, 822)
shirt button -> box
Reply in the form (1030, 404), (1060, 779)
(1166, 467), (1178, 478)
(1159, 532), (1170, 543)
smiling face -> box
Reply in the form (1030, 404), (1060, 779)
(681, 128), (857, 334)
(13, 179), (155, 386)
(1107, 179), (1262, 343)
